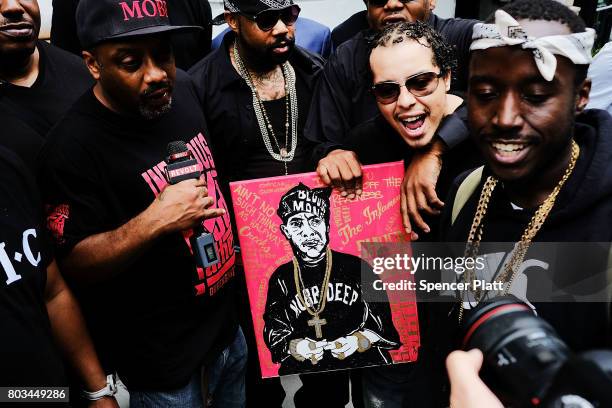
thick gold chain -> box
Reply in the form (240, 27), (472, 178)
(293, 248), (333, 317)
(458, 140), (580, 323)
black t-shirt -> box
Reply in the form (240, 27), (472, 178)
(0, 113), (45, 171)
(0, 41), (92, 137)
(0, 146), (67, 390)
(38, 72), (238, 390)
(51, 0), (212, 70)
(264, 250), (400, 375)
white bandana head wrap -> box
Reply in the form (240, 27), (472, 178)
(470, 10), (595, 81)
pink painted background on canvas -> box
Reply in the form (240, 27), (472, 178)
(230, 162), (420, 377)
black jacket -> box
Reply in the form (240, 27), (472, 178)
(442, 109), (612, 352)
(189, 31), (324, 186)
(345, 106), (481, 240)
(304, 14), (477, 159)
(331, 10), (369, 50)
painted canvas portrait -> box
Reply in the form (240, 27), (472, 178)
(230, 162), (419, 377)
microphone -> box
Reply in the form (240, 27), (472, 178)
(165, 141), (220, 268)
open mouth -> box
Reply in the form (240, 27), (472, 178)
(399, 113), (428, 138)
(144, 87), (170, 100)
(488, 141), (532, 165)
(142, 89), (172, 111)
(303, 239), (321, 248)
(383, 15), (406, 25)
(272, 42), (290, 54)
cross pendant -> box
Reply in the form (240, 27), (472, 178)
(308, 314), (327, 339)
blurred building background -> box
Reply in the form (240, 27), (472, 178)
(209, 0), (457, 36)
(39, 0), (611, 49)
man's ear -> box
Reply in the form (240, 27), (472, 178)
(429, 0), (437, 11)
(280, 224), (289, 240)
(444, 70), (452, 92)
(226, 11), (239, 33)
(575, 78), (591, 114)
(82, 50), (101, 81)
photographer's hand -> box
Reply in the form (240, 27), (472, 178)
(446, 349), (503, 408)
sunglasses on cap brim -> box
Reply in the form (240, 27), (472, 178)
(368, 0), (413, 7)
(241, 4), (301, 32)
(371, 71), (445, 104)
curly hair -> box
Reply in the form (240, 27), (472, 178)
(370, 21), (457, 77)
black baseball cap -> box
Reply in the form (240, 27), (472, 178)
(76, 0), (202, 49)
(212, 0), (295, 26)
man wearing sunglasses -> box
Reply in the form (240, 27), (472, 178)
(305, 0), (478, 240)
(189, 1), (325, 407)
(189, 0), (322, 187)
(333, 21), (480, 408)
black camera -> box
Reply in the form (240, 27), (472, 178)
(460, 296), (612, 408)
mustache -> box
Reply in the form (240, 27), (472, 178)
(0, 16), (34, 27)
(141, 81), (171, 97)
(269, 36), (295, 49)
(479, 129), (538, 142)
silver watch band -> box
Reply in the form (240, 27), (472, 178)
(81, 374), (117, 401)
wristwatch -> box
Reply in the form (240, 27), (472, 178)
(353, 331), (372, 353)
(81, 374), (117, 401)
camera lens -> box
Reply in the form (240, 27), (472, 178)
(460, 296), (571, 406)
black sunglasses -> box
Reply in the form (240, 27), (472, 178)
(368, 0), (413, 7)
(371, 71), (445, 104)
(242, 5), (301, 32)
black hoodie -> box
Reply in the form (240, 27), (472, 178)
(441, 109), (612, 352)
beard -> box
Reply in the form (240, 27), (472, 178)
(138, 81), (173, 120)
(139, 96), (172, 120)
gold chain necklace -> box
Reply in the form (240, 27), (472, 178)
(293, 248), (333, 339)
(458, 140), (580, 323)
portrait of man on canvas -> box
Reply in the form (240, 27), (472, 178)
(263, 183), (401, 375)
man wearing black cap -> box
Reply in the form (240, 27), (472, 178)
(0, 0), (92, 167)
(39, 0), (246, 407)
(264, 183), (400, 377)
(50, 0), (213, 71)
(189, 1), (324, 406)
